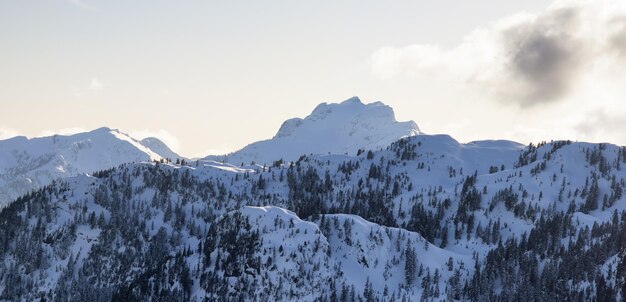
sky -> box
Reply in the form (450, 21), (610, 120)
(2, 0), (626, 157)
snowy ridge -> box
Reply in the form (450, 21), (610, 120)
(2, 133), (625, 300)
(1, 101), (626, 300)
(316, 213), (472, 300)
(200, 206), (472, 300)
(140, 137), (181, 161)
(204, 96), (421, 165)
(0, 127), (173, 207)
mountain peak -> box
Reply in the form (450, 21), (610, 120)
(88, 126), (116, 135)
(340, 96), (363, 105)
(206, 97), (421, 164)
(0, 127), (179, 207)
(140, 137), (181, 160)
(275, 96), (420, 139)
(310, 96), (365, 116)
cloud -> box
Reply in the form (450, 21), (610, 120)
(608, 16), (626, 57)
(573, 109), (626, 144)
(129, 130), (181, 154)
(500, 6), (585, 104)
(370, 0), (626, 107)
(195, 143), (238, 158)
(71, 77), (106, 97)
(1, 128), (92, 141)
(38, 127), (88, 137)
(0, 128), (21, 140)
(88, 78), (104, 91)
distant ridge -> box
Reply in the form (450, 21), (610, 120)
(204, 96), (421, 164)
(0, 127), (175, 207)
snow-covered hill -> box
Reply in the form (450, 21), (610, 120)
(140, 137), (181, 161)
(0, 127), (174, 207)
(204, 96), (421, 165)
(2, 96), (626, 300)
(2, 130), (626, 300)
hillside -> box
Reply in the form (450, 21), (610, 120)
(1, 132), (625, 300)
(0, 127), (174, 207)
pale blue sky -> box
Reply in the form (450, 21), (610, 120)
(3, 0), (625, 156)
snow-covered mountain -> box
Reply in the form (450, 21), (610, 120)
(2, 99), (626, 301)
(0, 127), (175, 207)
(140, 137), (181, 161)
(2, 130), (626, 301)
(204, 96), (421, 165)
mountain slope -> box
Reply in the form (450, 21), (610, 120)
(140, 137), (181, 161)
(0, 127), (172, 207)
(2, 132), (626, 300)
(204, 96), (421, 165)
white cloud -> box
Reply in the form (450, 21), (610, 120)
(194, 143), (239, 158)
(0, 128), (21, 140)
(88, 78), (104, 91)
(1, 127), (92, 141)
(573, 109), (626, 144)
(71, 77), (106, 98)
(38, 127), (88, 137)
(370, 0), (626, 107)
